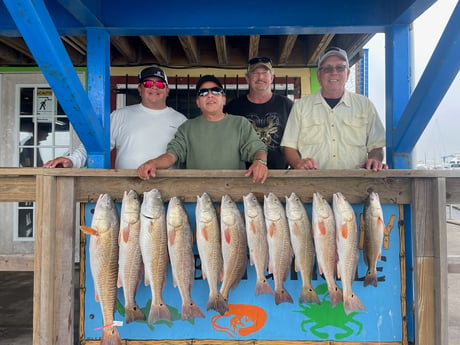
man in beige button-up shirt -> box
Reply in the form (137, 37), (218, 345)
(281, 47), (387, 171)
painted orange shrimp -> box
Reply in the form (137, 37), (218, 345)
(211, 304), (267, 337)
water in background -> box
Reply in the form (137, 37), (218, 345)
(446, 205), (460, 219)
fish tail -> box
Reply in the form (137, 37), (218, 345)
(206, 292), (229, 315)
(299, 286), (320, 305)
(255, 279), (274, 296)
(101, 326), (122, 345)
(125, 303), (146, 324)
(344, 291), (366, 315)
(148, 302), (171, 324)
(275, 286), (293, 305)
(328, 284), (343, 307)
(364, 267), (378, 287)
(181, 300), (205, 320)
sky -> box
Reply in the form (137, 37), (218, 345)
(364, 0), (459, 167)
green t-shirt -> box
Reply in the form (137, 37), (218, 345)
(167, 114), (266, 169)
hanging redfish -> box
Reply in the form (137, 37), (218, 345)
(118, 190), (146, 323)
(363, 191), (385, 287)
(312, 192), (342, 307)
(264, 192), (293, 305)
(81, 193), (122, 345)
(285, 192), (319, 304)
(140, 188), (171, 323)
(167, 196), (204, 320)
(243, 192), (273, 296)
(196, 192), (227, 315)
(333, 192), (366, 315)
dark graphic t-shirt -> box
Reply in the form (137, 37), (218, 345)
(224, 93), (293, 169)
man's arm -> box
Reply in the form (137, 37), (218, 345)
(283, 146), (319, 170)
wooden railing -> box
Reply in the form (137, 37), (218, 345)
(1, 167), (460, 345)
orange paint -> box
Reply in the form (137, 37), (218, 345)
(341, 224), (348, 239)
(211, 304), (267, 337)
(318, 221), (326, 235)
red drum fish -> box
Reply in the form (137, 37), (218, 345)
(333, 192), (366, 315)
(140, 189), (171, 323)
(81, 193), (122, 345)
(264, 192), (293, 305)
(312, 192), (342, 307)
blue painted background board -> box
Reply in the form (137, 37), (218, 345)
(83, 201), (403, 342)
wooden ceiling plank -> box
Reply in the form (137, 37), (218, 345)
(214, 35), (228, 65)
(308, 34), (335, 66)
(140, 36), (168, 65)
(278, 34), (298, 65)
(249, 35), (260, 60)
(178, 36), (199, 64)
(110, 36), (137, 63)
(0, 37), (33, 58)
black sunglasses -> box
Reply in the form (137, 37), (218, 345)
(142, 80), (167, 89)
(198, 87), (225, 97)
(248, 57), (272, 65)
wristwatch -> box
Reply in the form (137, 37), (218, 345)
(254, 158), (267, 165)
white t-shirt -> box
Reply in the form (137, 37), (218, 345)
(68, 103), (187, 169)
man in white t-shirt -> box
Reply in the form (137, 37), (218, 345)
(44, 65), (187, 169)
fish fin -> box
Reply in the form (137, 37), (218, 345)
(364, 267), (378, 287)
(255, 279), (274, 296)
(341, 224), (348, 239)
(125, 303), (146, 323)
(250, 221), (257, 235)
(181, 300), (205, 320)
(80, 225), (98, 236)
(201, 226), (209, 241)
(318, 221), (327, 235)
(299, 286), (320, 305)
(224, 226), (231, 244)
(122, 225), (129, 243)
(344, 291), (366, 315)
(329, 285), (343, 307)
(206, 292), (229, 315)
(267, 222), (276, 238)
(101, 325), (122, 345)
(168, 228), (175, 245)
(148, 302), (171, 324)
(275, 286), (293, 305)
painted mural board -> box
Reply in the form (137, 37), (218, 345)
(81, 199), (403, 343)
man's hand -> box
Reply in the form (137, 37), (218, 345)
(43, 157), (73, 168)
(245, 160), (268, 183)
(359, 159), (388, 171)
(137, 160), (158, 180)
(291, 157), (319, 170)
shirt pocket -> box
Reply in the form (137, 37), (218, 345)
(342, 116), (367, 147)
(300, 118), (324, 145)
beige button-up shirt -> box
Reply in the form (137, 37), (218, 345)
(281, 90), (385, 169)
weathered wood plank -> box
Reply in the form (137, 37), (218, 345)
(446, 177), (460, 204)
(0, 254), (34, 271)
(53, 177), (76, 345)
(448, 256), (460, 273)
(33, 175), (57, 345)
(417, 257), (435, 345)
(0, 176), (35, 201)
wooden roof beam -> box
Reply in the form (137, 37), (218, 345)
(0, 37), (33, 59)
(278, 34), (298, 65)
(178, 36), (199, 64)
(140, 36), (168, 65)
(308, 34), (335, 66)
(110, 36), (137, 63)
(214, 35), (228, 65)
(248, 35), (260, 59)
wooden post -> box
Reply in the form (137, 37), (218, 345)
(33, 175), (76, 345)
(412, 178), (448, 345)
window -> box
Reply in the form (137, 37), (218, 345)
(16, 85), (71, 240)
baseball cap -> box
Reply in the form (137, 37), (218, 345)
(318, 47), (349, 67)
(247, 57), (273, 73)
(195, 75), (224, 95)
(138, 65), (168, 84)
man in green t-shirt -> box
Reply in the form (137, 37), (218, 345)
(137, 75), (268, 183)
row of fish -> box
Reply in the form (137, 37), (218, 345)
(82, 189), (385, 344)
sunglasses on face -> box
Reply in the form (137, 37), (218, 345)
(197, 87), (225, 97)
(142, 80), (167, 89)
(248, 57), (272, 65)
(319, 65), (348, 73)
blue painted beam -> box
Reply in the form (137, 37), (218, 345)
(86, 28), (111, 168)
(393, 1), (460, 153)
(385, 25), (412, 169)
(55, 0), (104, 27)
(3, 0), (108, 162)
